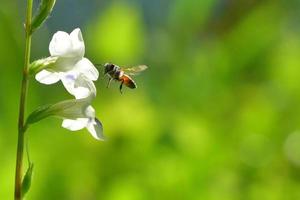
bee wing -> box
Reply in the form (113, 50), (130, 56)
(122, 65), (148, 76)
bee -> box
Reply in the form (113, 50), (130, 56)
(104, 63), (148, 93)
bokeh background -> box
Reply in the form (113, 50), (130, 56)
(1, 0), (300, 199)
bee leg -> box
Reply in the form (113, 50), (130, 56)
(106, 78), (113, 88)
(119, 81), (124, 94)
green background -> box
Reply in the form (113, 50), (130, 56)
(1, 0), (300, 199)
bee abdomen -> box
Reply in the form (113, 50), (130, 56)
(121, 74), (136, 89)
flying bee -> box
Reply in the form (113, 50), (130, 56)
(103, 63), (148, 93)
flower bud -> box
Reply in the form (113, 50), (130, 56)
(31, 0), (56, 33)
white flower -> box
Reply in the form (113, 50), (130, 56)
(61, 106), (104, 141)
(54, 97), (104, 140)
(26, 96), (105, 141)
(35, 28), (99, 99)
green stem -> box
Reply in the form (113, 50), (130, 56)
(15, 0), (33, 199)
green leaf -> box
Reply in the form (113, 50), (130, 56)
(31, 0), (56, 33)
(22, 163), (34, 197)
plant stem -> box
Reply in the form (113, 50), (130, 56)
(15, 0), (33, 199)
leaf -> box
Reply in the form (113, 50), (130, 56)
(31, 0), (56, 33)
(22, 163), (34, 197)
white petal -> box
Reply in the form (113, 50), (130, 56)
(35, 70), (60, 84)
(87, 118), (105, 140)
(52, 57), (80, 72)
(70, 28), (85, 58)
(74, 74), (97, 98)
(60, 72), (96, 99)
(53, 98), (93, 119)
(62, 118), (89, 131)
(84, 106), (95, 118)
(72, 87), (91, 99)
(60, 71), (78, 96)
(75, 58), (99, 81)
(49, 31), (73, 57)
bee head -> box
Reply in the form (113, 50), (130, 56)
(104, 63), (115, 74)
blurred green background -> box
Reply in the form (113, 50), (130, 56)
(1, 0), (300, 199)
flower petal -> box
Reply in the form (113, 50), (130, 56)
(35, 70), (60, 84)
(73, 87), (91, 99)
(84, 106), (95, 118)
(62, 118), (89, 131)
(49, 31), (73, 57)
(59, 71), (77, 96)
(53, 97), (93, 119)
(74, 74), (97, 98)
(70, 28), (85, 58)
(52, 57), (79, 72)
(86, 118), (105, 140)
(60, 72), (96, 99)
(75, 58), (99, 81)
